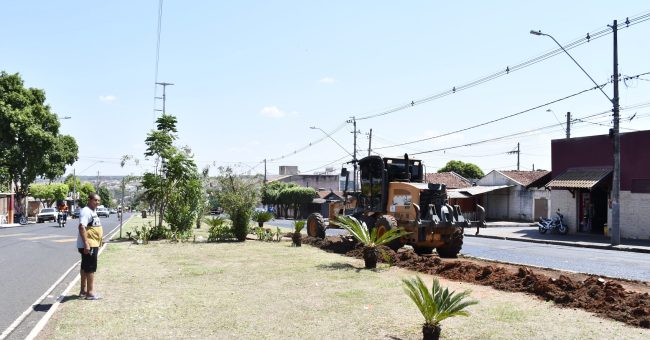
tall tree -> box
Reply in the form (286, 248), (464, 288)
(97, 186), (113, 208)
(142, 114), (178, 227)
(438, 160), (484, 180)
(0, 71), (78, 214)
(29, 183), (68, 208)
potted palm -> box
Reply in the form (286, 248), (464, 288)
(252, 210), (274, 228)
(292, 220), (305, 246)
(335, 215), (406, 269)
(402, 276), (478, 340)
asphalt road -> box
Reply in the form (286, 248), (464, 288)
(0, 213), (128, 335)
(461, 237), (650, 282)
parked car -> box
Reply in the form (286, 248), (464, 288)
(71, 207), (81, 218)
(97, 207), (110, 217)
(37, 208), (58, 223)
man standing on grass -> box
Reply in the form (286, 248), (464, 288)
(77, 193), (103, 300)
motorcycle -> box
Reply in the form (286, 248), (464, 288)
(57, 211), (68, 228)
(13, 213), (28, 225)
(537, 209), (568, 235)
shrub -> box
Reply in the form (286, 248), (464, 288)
(252, 210), (274, 224)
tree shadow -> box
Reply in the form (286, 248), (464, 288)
(60, 295), (83, 303)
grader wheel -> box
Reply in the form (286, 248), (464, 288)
(306, 213), (326, 239)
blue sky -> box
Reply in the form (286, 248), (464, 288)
(2, 1), (649, 178)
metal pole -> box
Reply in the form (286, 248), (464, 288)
(367, 128), (373, 156)
(352, 117), (357, 192)
(73, 168), (77, 210)
(611, 20), (621, 245)
(566, 112), (571, 138)
(120, 177), (124, 239)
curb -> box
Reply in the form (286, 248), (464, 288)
(465, 233), (650, 254)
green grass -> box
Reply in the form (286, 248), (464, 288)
(37, 216), (650, 339)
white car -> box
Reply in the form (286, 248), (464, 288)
(37, 208), (58, 223)
(97, 207), (110, 217)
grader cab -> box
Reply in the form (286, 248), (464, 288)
(306, 154), (485, 257)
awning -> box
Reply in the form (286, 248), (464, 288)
(447, 191), (470, 199)
(546, 167), (612, 189)
(448, 185), (512, 197)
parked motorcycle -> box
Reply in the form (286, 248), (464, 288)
(537, 209), (568, 235)
(57, 211), (68, 228)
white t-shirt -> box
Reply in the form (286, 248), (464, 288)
(76, 206), (101, 248)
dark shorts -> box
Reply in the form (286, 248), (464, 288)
(78, 247), (99, 273)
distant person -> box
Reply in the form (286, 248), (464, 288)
(77, 193), (103, 300)
(475, 204), (485, 235)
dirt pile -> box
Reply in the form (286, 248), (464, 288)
(303, 236), (650, 329)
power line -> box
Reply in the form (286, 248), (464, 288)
(152, 0), (165, 125)
(355, 11), (650, 121)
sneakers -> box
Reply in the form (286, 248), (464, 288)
(79, 291), (87, 299)
(85, 294), (102, 300)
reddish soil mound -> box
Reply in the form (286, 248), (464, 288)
(303, 236), (650, 329)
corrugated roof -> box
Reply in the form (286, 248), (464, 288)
(449, 185), (512, 197)
(547, 167), (612, 189)
(425, 172), (472, 189)
(500, 170), (551, 186)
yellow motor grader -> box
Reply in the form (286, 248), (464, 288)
(306, 154), (484, 257)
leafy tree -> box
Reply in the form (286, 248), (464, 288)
(215, 166), (260, 241)
(97, 186), (113, 208)
(29, 183), (68, 207)
(0, 71), (78, 214)
(161, 147), (203, 234)
(278, 186), (316, 219)
(142, 114), (179, 227)
(438, 160), (484, 179)
(63, 175), (95, 207)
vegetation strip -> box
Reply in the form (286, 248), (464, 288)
(302, 235), (650, 329)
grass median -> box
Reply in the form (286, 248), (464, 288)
(38, 215), (650, 339)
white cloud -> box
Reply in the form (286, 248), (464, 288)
(319, 77), (336, 83)
(260, 106), (286, 118)
(99, 95), (117, 103)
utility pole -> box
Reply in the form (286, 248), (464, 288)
(566, 112), (571, 138)
(507, 143), (520, 170)
(347, 117), (359, 192)
(120, 177), (124, 239)
(611, 20), (621, 245)
(155, 82), (174, 116)
(367, 128), (373, 156)
(97, 170), (100, 189)
(264, 159), (267, 184)
(73, 168), (77, 210)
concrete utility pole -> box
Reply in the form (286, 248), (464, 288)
(73, 168), (77, 210)
(530, 20), (621, 245)
(155, 82), (174, 116)
(507, 143), (520, 171)
(367, 128), (373, 156)
(347, 117), (359, 192)
(264, 159), (267, 184)
(566, 112), (571, 138)
(96, 170), (100, 189)
(611, 20), (621, 245)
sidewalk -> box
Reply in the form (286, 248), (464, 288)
(466, 221), (650, 254)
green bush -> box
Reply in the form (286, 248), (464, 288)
(205, 216), (235, 242)
(252, 210), (274, 223)
(231, 208), (252, 241)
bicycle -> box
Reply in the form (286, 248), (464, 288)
(14, 213), (28, 225)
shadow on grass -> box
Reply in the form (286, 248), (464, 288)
(60, 295), (83, 303)
(316, 262), (364, 272)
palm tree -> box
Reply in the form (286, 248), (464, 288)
(335, 215), (406, 269)
(292, 220), (305, 246)
(402, 276), (478, 340)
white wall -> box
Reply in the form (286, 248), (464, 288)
(620, 191), (650, 240)
(550, 190), (578, 233)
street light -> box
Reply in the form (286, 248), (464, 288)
(57, 116), (72, 120)
(531, 25), (621, 245)
(309, 126), (354, 157)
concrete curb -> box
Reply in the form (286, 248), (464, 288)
(465, 233), (650, 254)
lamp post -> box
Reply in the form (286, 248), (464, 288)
(531, 23), (621, 245)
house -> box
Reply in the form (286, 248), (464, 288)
(424, 172), (473, 189)
(472, 170), (551, 222)
(545, 130), (650, 239)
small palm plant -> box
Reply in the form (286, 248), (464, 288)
(335, 215), (406, 269)
(292, 220), (305, 247)
(402, 276), (478, 340)
(252, 210), (274, 227)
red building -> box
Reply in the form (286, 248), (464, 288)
(547, 130), (650, 239)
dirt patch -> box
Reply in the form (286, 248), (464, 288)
(303, 236), (650, 329)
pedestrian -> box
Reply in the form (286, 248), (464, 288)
(77, 193), (103, 300)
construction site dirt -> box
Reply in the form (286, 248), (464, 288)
(303, 235), (650, 329)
